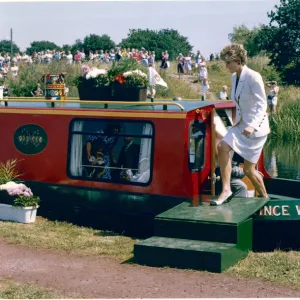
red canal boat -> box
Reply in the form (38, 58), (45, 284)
(0, 98), (299, 272)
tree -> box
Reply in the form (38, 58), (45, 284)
(119, 29), (193, 60)
(71, 39), (84, 54)
(62, 44), (72, 53)
(228, 25), (263, 57)
(26, 41), (61, 55)
(82, 34), (116, 53)
(0, 40), (20, 55)
(258, 0), (300, 85)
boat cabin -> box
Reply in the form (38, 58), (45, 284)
(0, 98), (271, 236)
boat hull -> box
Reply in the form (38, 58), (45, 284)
(25, 180), (300, 250)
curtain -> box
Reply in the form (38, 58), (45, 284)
(132, 123), (152, 183)
(70, 121), (83, 176)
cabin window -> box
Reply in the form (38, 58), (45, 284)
(68, 119), (154, 185)
(189, 120), (205, 172)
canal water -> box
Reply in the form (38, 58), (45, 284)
(264, 141), (300, 181)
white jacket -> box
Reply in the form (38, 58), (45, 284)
(231, 65), (270, 138)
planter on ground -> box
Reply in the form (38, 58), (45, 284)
(0, 203), (38, 223)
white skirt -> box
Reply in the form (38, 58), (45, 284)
(222, 122), (268, 164)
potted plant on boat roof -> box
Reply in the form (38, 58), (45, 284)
(107, 58), (149, 101)
(0, 159), (40, 224)
(75, 65), (111, 101)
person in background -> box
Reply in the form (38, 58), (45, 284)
(99, 50), (105, 63)
(10, 62), (19, 78)
(109, 49), (116, 64)
(64, 86), (69, 97)
(201, 78), (210, 101)
(80, 49), (86, 62)
(66, 51), (73, 65)
(3, 83), (8, 98)
(0, 53), (4, 68)
(44, 51), (52, 64)
(85, 123), (121, 180)
(31, 83), (43, 97)
(176, 53), (184, 79)
(115, 48), (122, 61)
(74, 50), (81, 64)
(219, 85), (229, 100)
(117, 136), (140, 182)
(148, 51), (155, 69)
(141, 49), (149, 67)
(195, 51), (202, 67)
(216, 152), (248, 198)
(267, 81), (279, 114)
(89, 51), (94, 63)
(160, 51), (169, 70)
(2, 63), (8, 79)
(184, 53), (192, 75)
(93, 50), (99, 63)
(198, 58), (208, 83)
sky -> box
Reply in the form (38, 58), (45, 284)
(0, 0), (280, 57)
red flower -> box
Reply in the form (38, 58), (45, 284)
(114, 73), (126, 84)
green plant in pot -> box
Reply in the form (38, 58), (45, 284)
(106, 58), (149, 101)
(0, 159), (40, 209)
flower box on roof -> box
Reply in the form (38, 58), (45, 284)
(75, 58), (149, 102)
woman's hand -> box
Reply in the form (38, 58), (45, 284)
(242, 126), (255, 137)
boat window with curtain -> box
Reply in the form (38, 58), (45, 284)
(68, 119), (154, 185)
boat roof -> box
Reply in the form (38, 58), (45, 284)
(2, 99), (235, 113)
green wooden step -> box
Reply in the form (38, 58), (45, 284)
(154, 198), (269, 250)
(134, 236), (248, 273)
(154, 216), (252, 250)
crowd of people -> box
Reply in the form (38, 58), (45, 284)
(0, 46), (279, 112)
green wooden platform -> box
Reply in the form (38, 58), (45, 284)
(134, 198), (269, 273)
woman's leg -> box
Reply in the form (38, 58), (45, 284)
(217, 141), (233, 199)
(273, 104), (277, 114)
(243, 159), (268, 198)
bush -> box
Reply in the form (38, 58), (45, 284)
(0, 159), (21, 185)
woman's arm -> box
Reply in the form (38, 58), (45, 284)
(247, 73), (268, 132)
(86, 142), (92, 159)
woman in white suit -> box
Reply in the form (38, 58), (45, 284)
(211, 44), (270, 206)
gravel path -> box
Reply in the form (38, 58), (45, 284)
(0, 240), (299, 298)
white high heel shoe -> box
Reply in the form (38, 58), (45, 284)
(210, 191), (233, 206)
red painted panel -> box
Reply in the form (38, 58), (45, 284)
(0, 111), (193, 198)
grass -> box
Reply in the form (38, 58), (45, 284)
(1, 217), (300, 291)
(0, 277), (63, 299)
(0, 217), (137, 261)
(227, 250), (300, 289)
(156, 70), (199, 99)
(268, 86), (300, 142)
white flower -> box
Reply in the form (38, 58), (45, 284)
(86, 68), (107, 79)
(123, 69), (147, 78)
(0, 181), (33, 197)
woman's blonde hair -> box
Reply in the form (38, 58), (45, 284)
(220, 44), (247, 65)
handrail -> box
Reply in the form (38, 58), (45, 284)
(1, 98), (185, 111)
